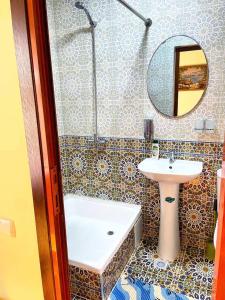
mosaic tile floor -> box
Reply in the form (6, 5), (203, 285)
(109, 276), (194, 300)
(122, 238), (214, 300)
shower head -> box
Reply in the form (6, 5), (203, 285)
(75, 1), (84, 9)
(75, 2), (97, 27)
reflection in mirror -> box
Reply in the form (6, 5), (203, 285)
(147, 36), (208, 118)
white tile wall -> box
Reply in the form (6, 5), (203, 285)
(47, 0), (225, 142)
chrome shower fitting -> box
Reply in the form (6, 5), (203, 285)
(116, 0), (152, 27)
(75, 1), (98, 147)
(169, 151), (175, 164)
(75, 2), (97, 27)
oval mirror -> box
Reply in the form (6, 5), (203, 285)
(147, 35), (208, 118)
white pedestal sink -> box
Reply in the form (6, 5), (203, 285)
(138, 158), (203, 262)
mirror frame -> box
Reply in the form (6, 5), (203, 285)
(147, 35), (209, 119)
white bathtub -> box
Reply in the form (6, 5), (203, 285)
(64, 194), (142, 274)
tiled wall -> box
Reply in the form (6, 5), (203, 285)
(46, 0), (225, 250)
(60, 136), (223, 248)
(47, 0), (225, 142)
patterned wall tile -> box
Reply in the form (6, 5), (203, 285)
(142, 181), (161, 234)
(69, 266), (101, 289)
(119, 152), (141, 185)
(47, 0), (225, 142)
(59, 136), (223, 249)
(70, 281), (102, 300)
(92, 151), (113, 181)
(101, 229), (135, 299)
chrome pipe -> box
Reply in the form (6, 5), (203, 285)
(75, 2), (96, 27)
(75, 2), (98, 147)
(91, 26), (98, 147)
(116, 0), (152, 27)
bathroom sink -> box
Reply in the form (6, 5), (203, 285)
(138, 157), (203, 262)
(138, 158), (203, 184)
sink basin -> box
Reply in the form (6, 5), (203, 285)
(138, 157), (203, 262)
(138, 158), (203, 184)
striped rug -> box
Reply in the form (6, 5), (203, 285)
(109, 277), (194, 300)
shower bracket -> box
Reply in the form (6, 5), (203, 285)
(116, 0), (152, 27)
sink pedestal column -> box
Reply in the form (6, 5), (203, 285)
(158, 182), (180, 262)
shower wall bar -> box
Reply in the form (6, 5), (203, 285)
(116, 0), (152, 27)
(75, 2), (99, 146)
(75, 1), (151, 146)
(91, 26), (98, 146)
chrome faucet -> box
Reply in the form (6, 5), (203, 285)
(169, 151), (175, 164)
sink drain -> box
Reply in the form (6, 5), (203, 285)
(107, 231), (114, 235)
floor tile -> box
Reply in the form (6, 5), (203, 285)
(122, 238), (214, 299)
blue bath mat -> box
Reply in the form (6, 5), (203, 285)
(109, 277), (194, 300)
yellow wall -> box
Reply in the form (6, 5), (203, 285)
(178, 90), (204, 115)
(178, 50), (206, 116)
(179, 50), (206, 67)
(0, 2), (44, 300)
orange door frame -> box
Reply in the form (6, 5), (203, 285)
(213, 139), (225, 300)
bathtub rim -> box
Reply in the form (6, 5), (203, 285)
(64, 194), (142, 274)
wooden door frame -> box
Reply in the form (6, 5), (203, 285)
(173, 45), (201, 117)
(10, 1), (70, 300)
(213, 139), (225, 299)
